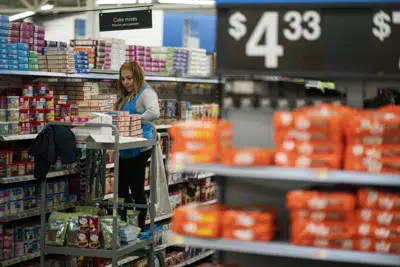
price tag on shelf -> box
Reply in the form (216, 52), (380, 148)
(314, 249), (329, 259)
(217, 3), (400, 76)
(313, 169), (328, 181)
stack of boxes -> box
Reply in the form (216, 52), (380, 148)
(28, 51), (39, 71)
(74, 51), (89, 73)
(6, 43), (29, 71)
(7, 22), (45, 54)
(43, 50), (75, 73)
(72, 47), (95, 69)
(70, 38), (125, 71)
(126, 45), (167, 73)
(187, 48), (209, 77)
(171, 48), (189, 76)
(108, 111), (143, 137)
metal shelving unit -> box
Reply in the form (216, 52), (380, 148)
(0, 169), (79, 184)
(40, 122), (159, 267)
(180, 164), (400, 186)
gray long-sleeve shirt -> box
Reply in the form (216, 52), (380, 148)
(135, 89), (160, 121)
(136, 88), (160, 152)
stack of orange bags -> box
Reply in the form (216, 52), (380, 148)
(169, 120), (233, 164)
(172, 204), (223, 238)
(356, 188), (400, 254)
(169, 120), (274, 167)
(287, 189), (359, 250)
(274, 104), (355, 169)
(344, 106), (400, 173)
(172, 204), (276, 242)
(222, 206), (275, 242)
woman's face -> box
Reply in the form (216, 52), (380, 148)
(121, 70), (135, 93)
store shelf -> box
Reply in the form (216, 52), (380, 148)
(106, 154), (165, 169)
(85, 137), (156, 150)
(172, 250), (216, 267)
(169, 235), (400, 266)
(182, 164), (400, 186)
(197, 173), (215, 180)
(0, 251), (40, 267)
(0, 202), (76, 223)
(200, 199), (217, 206)
(0, 70), (220, 84)
(104, 256), (140, 267)
(0, 168), (79, 184)
(155, 124), (172, 130)
(0, 134), (38, 141)
(44, 238), (153, 259)
(146, 212), (173, 225)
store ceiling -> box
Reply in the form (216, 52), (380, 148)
(0, 0), (215, 14)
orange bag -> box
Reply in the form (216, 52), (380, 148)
(276, 140), (343, 156)
(221, 148), (274, 166)
(357, 189), (400, 210)
(287, 190), (356, 211)
(357, 223), (400, 242)
(222, 227), (274, 242)
(290, 210), (354, 222)
(357, 238), (400, 254)
(275, 152), (342, 169)
(291, 221), (358, 239)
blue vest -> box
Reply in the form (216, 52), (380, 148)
(120, 85), (154, 159)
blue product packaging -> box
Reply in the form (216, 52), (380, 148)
(0, 44), (6, 49)
(0, 15), (9, 22)
(18, 50), (28, 57)
(0, 37), (7, 44)
(7, 43), (17, 50)
(0, 64), (8, 70)
(75, 64), (88, 69)
(8, 59), (18, 65)
(8, 54), (18, 60)
(8, 49), (18, 56)
(17, 43), (28, 50)
(0, 29), (7, 37)
(75, 69), (89, 74)
(75, 59), (89, 64)
(0, 54), (6, 60)
(8, 64), (18, 70)
(19, 64), (29, 70)
(0, 22), (9, 30)
(0, 59), (7, 65)
(18, 57), (28, 64)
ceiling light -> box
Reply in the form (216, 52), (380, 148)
(138, 0), (152, 3)
(158, 0), (214, 4)
(40, 4), (54, 10)
(96, 0), (138, 4)
(9, 11), (36, 21)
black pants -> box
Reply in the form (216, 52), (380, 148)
(118, 149), (152, 229)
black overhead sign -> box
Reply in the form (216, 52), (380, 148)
(216, 3), (400, 78)
(99, 9), (152, 32)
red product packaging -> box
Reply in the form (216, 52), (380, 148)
(78, 215), (90, 232)
(358, 223), (400, 242)
(77, 231), (89, 248)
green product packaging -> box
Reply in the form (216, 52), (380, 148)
(46, 212), (70, 246)
(126, 210), (140, 227)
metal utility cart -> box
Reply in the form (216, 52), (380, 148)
(39, 122), (158, 267)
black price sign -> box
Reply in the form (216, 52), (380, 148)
(99, 9), (152, 32)
(217, 5), (400, 77)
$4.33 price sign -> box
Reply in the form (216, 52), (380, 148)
(217, 6), (400, 77)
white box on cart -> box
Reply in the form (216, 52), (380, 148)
(71, 112), (112, 137)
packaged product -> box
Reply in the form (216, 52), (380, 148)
(357, 223), (400, 241)
(100, 216), (122, 249)
(356, 209), (400, 225)
(357, 188), (400, 210)
(286, 190), (356, 211)
(46, 212), (70, 246)
(126, 209), (140, 227)
(6, 96), (19, 109)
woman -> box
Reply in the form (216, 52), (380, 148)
(115, 61), (160, 228)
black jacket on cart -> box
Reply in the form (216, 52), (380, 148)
(28, 125), (77, 181)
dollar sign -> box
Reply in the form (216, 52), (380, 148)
(228, 11), (247, 41)
(372, 11), (391, 42)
